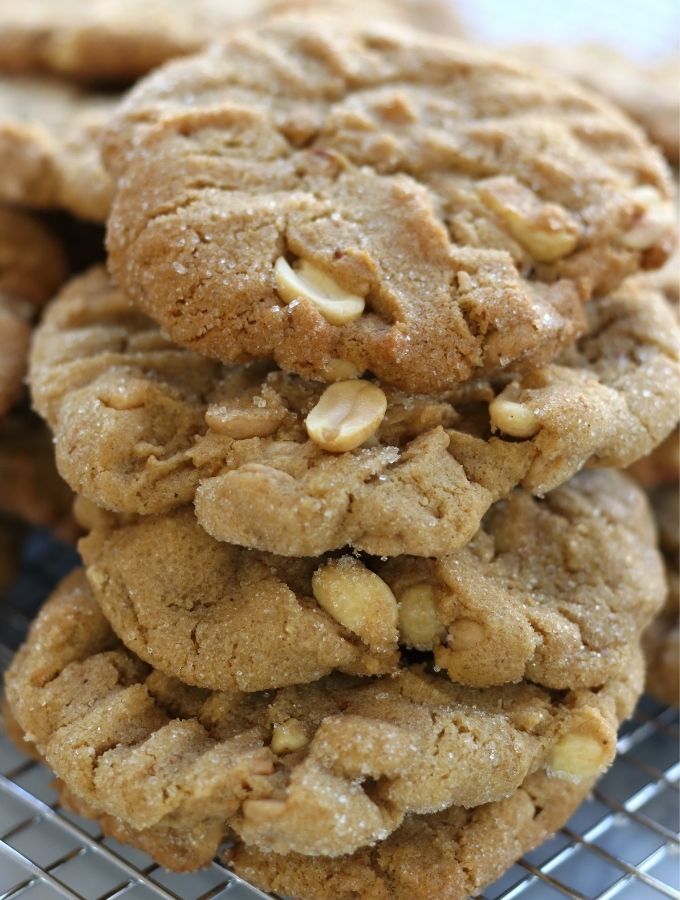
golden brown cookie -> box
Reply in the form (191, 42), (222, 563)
(30, 266), (679, 556)
(644, 486), (679, 706)
(0, 76), (115, 221)
(0, 208), (67, 416)
(0, 0), (461, 84)
(0, 412), (77, 541)
(76, 470), (663, 693)
(227, 769), (592, 899)
(104, 18), (674, 394)
(515, 45), (679, 165)
(5, 569), (642, 865)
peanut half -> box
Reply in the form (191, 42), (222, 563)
(306, 380), (387, 452)
(274, 257), (365, 325)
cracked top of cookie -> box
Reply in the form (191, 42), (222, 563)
(6, 569), (642, 866)
(0, 208), (66, 416)
(0, 76), (115, 221)
(30, 266), (680, 556)
(103, 18), (674, 393)
(76, 469), (663, 694)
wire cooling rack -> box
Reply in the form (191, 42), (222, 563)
(0, 529), (678, 900)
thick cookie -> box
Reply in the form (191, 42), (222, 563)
(0, 208), (66, 416)
(30, 266), (679, 556)
(56, 770), (592, 894)
(5, 569), (642, 865)
(0, 0), (461, 84)
(0, 77), (115, 221)
(76, 470), (663, 693)
(104, 18), (674, 393)
(0, 412), (77, 541)
(644, 487), (679, 707)
(515, 45), (679, 164)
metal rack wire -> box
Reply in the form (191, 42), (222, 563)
(0, 530), (678, 900)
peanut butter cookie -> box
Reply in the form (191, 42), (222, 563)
(5, 569), (642, 865)
(515, 45), (679, 164)
(644, 487), (679, 706)
(0, 0), (461, 84)
(104, 18), (674, 393)
(0, 77), (114, 221)
(0, 208), (66, 416)
(76, 471), (662, 693)
(30, 267), (679, 557)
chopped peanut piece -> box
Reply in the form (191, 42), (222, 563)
(621, 186), (676, 250)
(489, 395), (540, 439)
(274, 257), (365, 324)
(479, 176), (580, 262)
(548, 733), (610, 780)
(271, 718), (308, 755)
(205, 400), (285, 439)
(397, 582), (446, 650)
(305, 380), (387, 452)
(312, 556), (398, 649)
(323, 358), (361, 382)
(242, 799), (286, 823)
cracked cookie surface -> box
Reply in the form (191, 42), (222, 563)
(30, 266), (680, 556)
(5, 569), (642, 864)
(0, 208), (66, 416)
(76, 470), (663, 693)
(0, 77), (115, 221)
(104, 18), (673, 393)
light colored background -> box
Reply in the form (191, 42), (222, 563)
(457, 0), (680, 61)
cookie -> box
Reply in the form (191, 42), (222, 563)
(0, 412), (77, 541)
(227, 769), (592, 899)
(104, 18), (674, 394)
(644, 487), (679, 706)
(76, 470), (663, 693)
(30, 266), (679, 557)
(515, 45), (679, 164)
(5, 569), (642, 865)
(0, 76), (115, 221)
(0, 0), (461, 84)
(0, 208), (67, 416)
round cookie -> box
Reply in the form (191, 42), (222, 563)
(76, 470), (664, 693)
(5, 569), (642, 865)
(104, 18), (674, 394)
(0, 208), (67, 416)
(0, 0), (461, 84)
(0, 412), (77, 541)
(58, 770), (592, 892)
(514, 45), (679, 164)
(0, 77), (115, 221)
(30, 266), (680, 557)
(644, 487), (679, 707)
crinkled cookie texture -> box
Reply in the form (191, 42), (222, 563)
(644, 487), (679, 707)
(0, 413), (77, 541)
(104, 18), (674, 393)
(30, 266), (680, 556)
(0, 208), (66, 416)
(56, 771), (591, 893)
(76, 470), (662, 693)
(0, 77), (115, 221)
(227, 770), (591, 900)
(0, 0), (461, 84)
(5, 570), (642, 866)
(515, 45), (679, 164)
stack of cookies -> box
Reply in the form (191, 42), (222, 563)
(3, 7), (680, 899)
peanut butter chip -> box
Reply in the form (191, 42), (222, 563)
(305, 380), (387, 452)
(274, 257), (365, 325)
(311, 556), (398, 649)
(397, 583), (446, 650)
(547, 733), (610, 781)
(270, 719), (308, 755)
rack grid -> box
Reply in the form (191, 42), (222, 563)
(0, 530), (678, 900)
